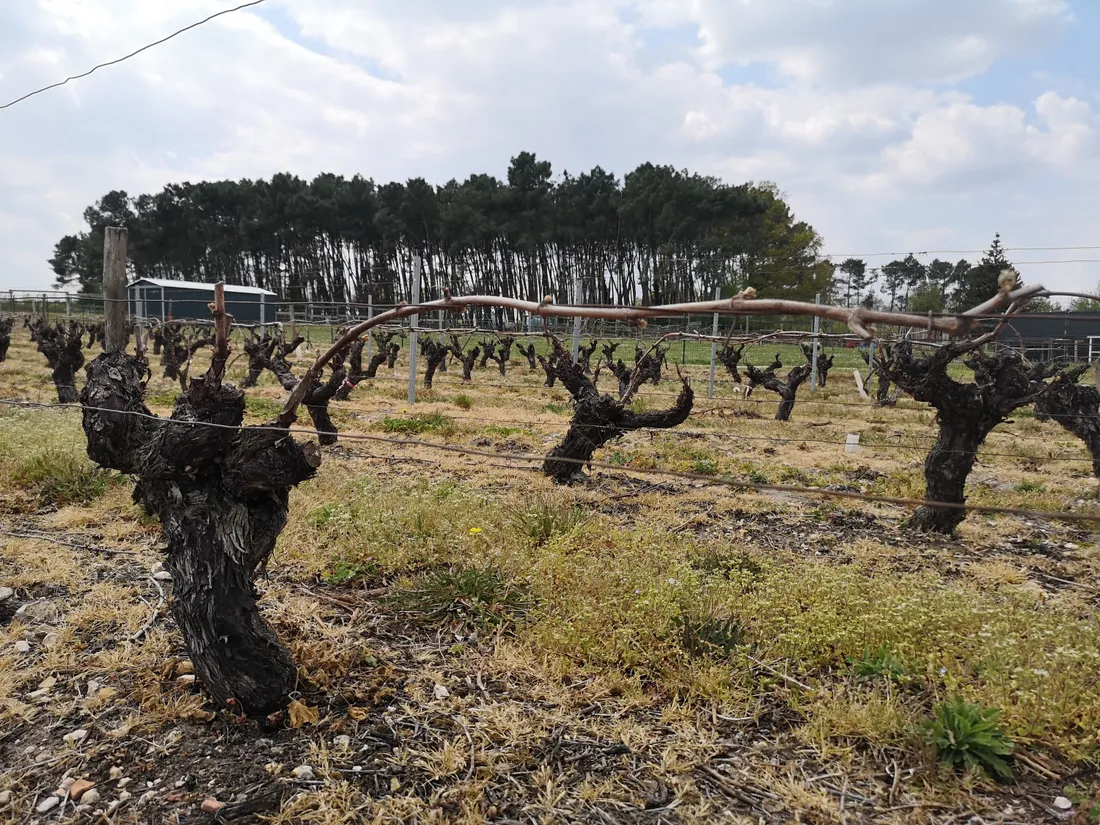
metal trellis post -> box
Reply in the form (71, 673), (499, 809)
(708, 285), (719, 399)
(408, 257), (422, 405)
(810, 292), (821, 391)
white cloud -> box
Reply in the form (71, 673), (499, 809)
(0, 0), (1096, 295)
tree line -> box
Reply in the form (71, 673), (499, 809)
(50, 152), (1072, 318)
(49, 152), (834, 310)
(831, 234), (1061, 314)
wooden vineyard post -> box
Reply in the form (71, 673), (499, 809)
(102, 227), (129, 353)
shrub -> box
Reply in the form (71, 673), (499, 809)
(14, 450), (118, 506)
(921, 696), (1014, 779)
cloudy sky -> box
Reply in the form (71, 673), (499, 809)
(0, 0), (1097, 296)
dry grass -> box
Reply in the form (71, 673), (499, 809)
(1, 325), (1099, 823)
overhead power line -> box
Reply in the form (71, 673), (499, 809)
(824, 247), (1100, 259)
(0, 0), (269, 112)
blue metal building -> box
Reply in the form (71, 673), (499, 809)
(127, 278), (276, 325)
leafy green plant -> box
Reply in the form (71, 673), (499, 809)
(453, 393), (474, 410)
(849, 644), (909, 683)
(746, 469), (768, 485)
(14, 450), (118, 506)
(380, 413), (455, 436)
(921, 696), (1014, 779)
(508, 493), (591, 546)
(676, 612), (745, 658)
(389, 566), (528, 628)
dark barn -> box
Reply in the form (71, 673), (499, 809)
(128, 278), (276, 325)
(993, 312), (1100, 362)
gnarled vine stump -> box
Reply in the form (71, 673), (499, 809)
(537, 350), (561, 387)
(262, 346), (347, 445)
(745, 363), (812, 421)
(1034, 366), (1100, 477)
(448, 335), (481, 383)
(333, 339), (389, 400)
(420, 338), (450, 388)
(860, 347), (898, 406)
(517, 342), (537, 370)
(0, 317), (12, 362)
(487, 336), (514, 376)
(543, 339), (693, 483)
(800, 343), (834, 387)
(718, 343), (744, 384)
(881, 341), (1050, 533)
(81, 340), (319, 716)
(578, 339), (599, 374)
(27, 318), (86, 403)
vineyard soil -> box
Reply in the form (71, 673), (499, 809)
(2, 326), (1100, 824)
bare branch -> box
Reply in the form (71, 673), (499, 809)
(277, 286), (1046, 425)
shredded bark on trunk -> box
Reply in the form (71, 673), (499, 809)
(0, 317), (12, 363)
(1034, 365), (1100, 477)
(80, 347), (320, 716)
(745, 363), (812, 421)
(27, 318), (86, 403)
(543, 338), (694, 483)
(881, 341), (1051, 533)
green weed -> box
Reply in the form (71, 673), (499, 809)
(921, 696), (1014, 779)
(390, 566), (528, 628)
(14, 450), (119, 506)
(244, 396), (282, 419)
(380, 413), (456, 436)
(508, 494), (591, 546)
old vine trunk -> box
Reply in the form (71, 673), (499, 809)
(81, 351), (320, 714)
